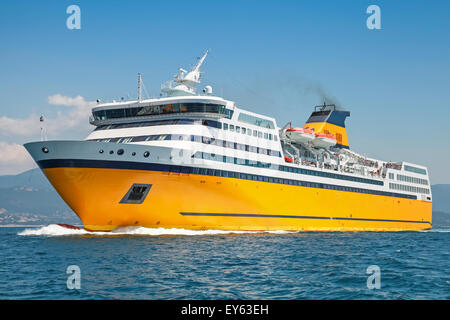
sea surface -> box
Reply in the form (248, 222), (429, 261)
(0, 225), (449, 300)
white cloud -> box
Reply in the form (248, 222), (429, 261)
(48, 94), (91, 109)
(0, 116), (38, 137)
(0, 94), (96, 175)
(0, 94), (95, 138)
(0, 142), (35, 175)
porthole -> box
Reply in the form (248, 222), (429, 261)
(117, 149), (124, 155)
(41, 147), (49, 153)
(143, 151), (150, 158)
(109, 150), (114, 154)
(132, 152), (136, 156)
(99, 149), (104, 154)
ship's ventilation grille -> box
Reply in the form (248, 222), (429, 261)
(120, 184), (152, 204)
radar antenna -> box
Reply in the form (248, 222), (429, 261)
(138, 73), (142, 101)
(175, 49), (208, 85)
(162, 50), (210, 96)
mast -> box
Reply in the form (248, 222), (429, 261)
(138, 73), (142, 102)
(192, 50), (208, 74)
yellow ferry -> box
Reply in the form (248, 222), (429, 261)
(24, 51), (432, 231)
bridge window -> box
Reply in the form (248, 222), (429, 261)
(93, 103), (231, 121)
(238, 113), (275, 129)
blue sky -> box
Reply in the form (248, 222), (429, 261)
(0, 0), (449, 183)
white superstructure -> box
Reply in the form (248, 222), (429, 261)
(85, 52), (432, 202)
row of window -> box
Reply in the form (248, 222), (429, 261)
(94, 118), (223, 131)
(397, 174), (428, 185)
(92, 103), (233, 121)
(404, 165), (427, 175)
(183, 164), (415, 200)
(90, 134), (282, 158)
(94, 117), (278, 143)
(223, 123), (278, 141)
(194, 151), (384, 186)
(389, 183), (430, 195)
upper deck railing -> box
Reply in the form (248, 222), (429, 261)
(89, 111), (228, 126)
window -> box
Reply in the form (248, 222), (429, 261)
(236, 126), (241, 133)
(247, 129), (252, 136)
(238, 113), (275, 129)
(404, 165), (427, 175)
(253, 130), (257, 137)
(242, 128), (246, 134)
(223, 123), (228, 130)
(94, 118), (226, 131)
(264, 133), (268, 139)
(269, 134), (273, 140)
(120, 184), (152, 204)
(202, 120), (222, 129)
(101, 133), (296, 160)
(258, 131), (262, 138)
(397, 174), (428, 185)
(230, 125), (235, 131)
(93, 103), (231, 121)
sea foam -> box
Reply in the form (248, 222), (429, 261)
(17, 224), (293, 237)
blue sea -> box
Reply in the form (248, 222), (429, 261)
(0, 225), (449, 300)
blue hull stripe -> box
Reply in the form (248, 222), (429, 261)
(36, 159), (417, 200)
(180, 212), (431, 225)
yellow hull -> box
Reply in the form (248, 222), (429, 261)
(42, 167), (432, 232)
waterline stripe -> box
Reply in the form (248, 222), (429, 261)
(180, 212), (432, 225)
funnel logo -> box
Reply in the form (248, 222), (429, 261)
(366, 5), (381, 30)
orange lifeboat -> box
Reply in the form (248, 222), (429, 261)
(285, 127), (315, 144)
(284, 156), (293, 163)
(312, 133), (337, 148)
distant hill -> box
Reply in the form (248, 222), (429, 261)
(431, 184), (450, 213)
(0, 168), (51, 190)
(0, 169), (449, 227)
(432, 211), (450, 228)
(0, 169), (79, 225)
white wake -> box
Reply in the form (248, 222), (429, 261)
(17, 224), (293, 237)
(419, 228), (450, 233)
